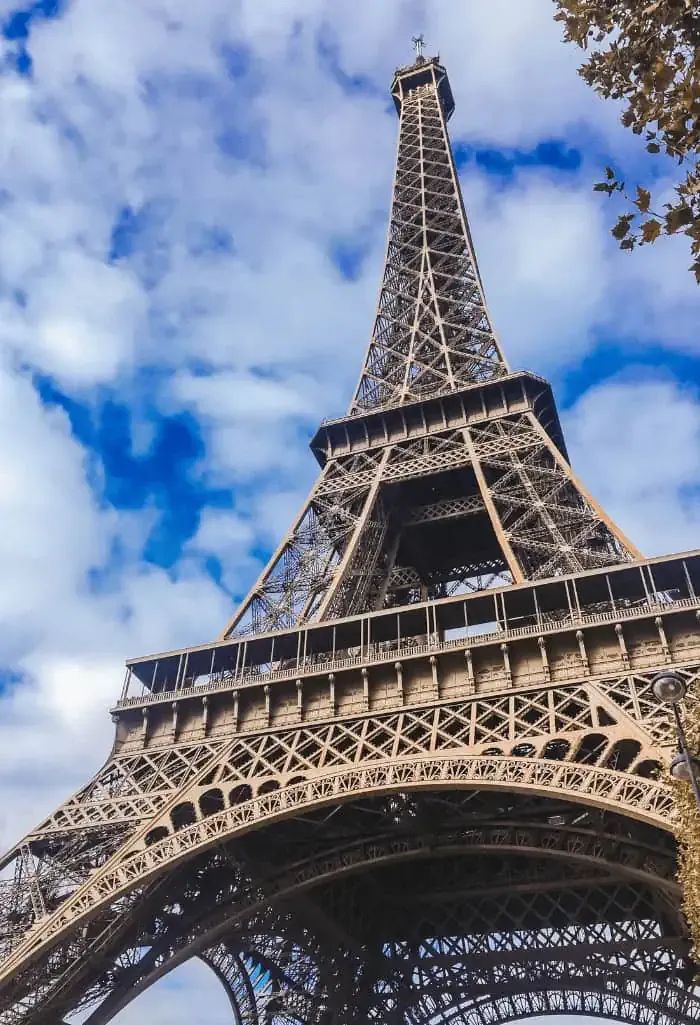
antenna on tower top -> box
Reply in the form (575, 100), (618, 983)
(412, 34), (426, 61)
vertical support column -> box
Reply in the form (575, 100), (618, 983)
(576, 630), (590, 675)
(500, 643), (512, 686)
(120, 668), (132, 702)
(463, 428), (524, 583)
(465, 649), (475, 693)
(395, 662), (404, 705)
(430, 655), (439, 698)
(529, 415), (642, 562)
(315, 450), (391, 620)
(655, 617), (671, 663)
(538, 636), (550, 682)
(615, 624), (630, 669)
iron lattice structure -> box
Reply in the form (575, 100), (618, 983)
(1, 51), (700, 1025)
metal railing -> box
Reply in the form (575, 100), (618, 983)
(114, 595), (700, 712)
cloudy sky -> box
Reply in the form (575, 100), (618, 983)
(0, 0), (698, 1020)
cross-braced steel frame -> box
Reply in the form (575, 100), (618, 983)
(221, 59), (638, 640)
(1, 49), (699, 1025)
(2, 791), (697, 1025)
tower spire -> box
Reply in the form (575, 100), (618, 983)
(351, 56), (508, 414)
(218, 52), (639, 638)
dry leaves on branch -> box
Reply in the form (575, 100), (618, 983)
(554, 0), (700, 281)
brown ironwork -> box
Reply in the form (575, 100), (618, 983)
(1, 46), (699, 1025)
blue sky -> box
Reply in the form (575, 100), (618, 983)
(0, 1), (698, 1021)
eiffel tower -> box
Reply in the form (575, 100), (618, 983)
(2, 46), (700, 1025)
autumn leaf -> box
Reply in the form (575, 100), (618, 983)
(555, 0), (700, 281)
(654, 62), (675, 90)
(612, 214), (635, 240)
(641, 218), (662, 242)
(666, 205), (693, 233)
(634, 186), (652, 213)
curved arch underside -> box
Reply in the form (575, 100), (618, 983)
(202, 944), (700, 1025)
(420, 982), (700, 1025)
(5, 789), (693, 1025)
(199, 926), (700, 1025)
(1, 752), (677, 992)
(2, 660), (689, 1007)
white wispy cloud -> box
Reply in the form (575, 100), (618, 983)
(565, 374), (700, 556)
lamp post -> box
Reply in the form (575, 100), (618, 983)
(651, 670), (700, 808)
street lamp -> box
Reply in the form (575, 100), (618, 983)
(651, 671), (700, 808)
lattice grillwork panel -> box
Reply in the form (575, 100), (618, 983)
(352, 79), (507, 413)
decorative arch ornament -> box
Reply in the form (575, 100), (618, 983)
(0, 754), (679, 987)
(10, 787), (693, 1025)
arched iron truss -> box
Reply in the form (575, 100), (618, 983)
(409, 978), (700, 1025)
(201, 939), (700, 1025)
(2, 789), (695, 1025)
(3, 629), (700, 1024)
(0, 752), (680, 988)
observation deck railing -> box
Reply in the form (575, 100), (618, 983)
(114, 594), (700, 712)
